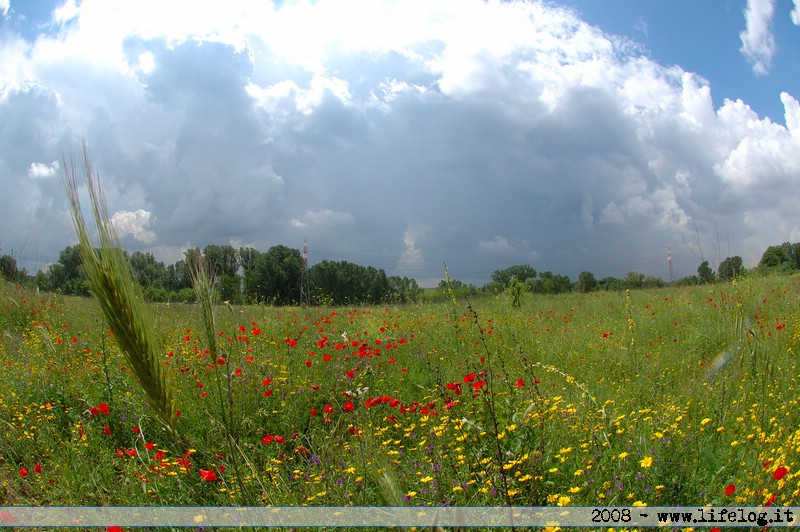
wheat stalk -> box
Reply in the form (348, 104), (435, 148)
(63, 142), (179, 436)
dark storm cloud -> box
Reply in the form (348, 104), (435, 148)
(2, 0), (799, 284)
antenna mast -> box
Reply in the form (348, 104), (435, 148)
(300, 237), (310, 306)
(667, 247), (673, 283)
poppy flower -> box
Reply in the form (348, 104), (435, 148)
(107, 527), (123, 532)
(725, 483), (735, 496)
(97, 403), (111, 415)
(19, 467), (28, 478)
(342, 401), (355, 412)
(773, 466), (788, 481)
(34, 463), (41, 474)
(323, 404), (333, 414)
(200, 469), (217, 482)
(515, 379), (525, 388)
(463, 373), (476, 383)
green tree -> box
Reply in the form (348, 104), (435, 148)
(246, 245), (302, 305)
(759, 243), (794, 270)
(0, 254), (19, 282)
(697, 261), (715, 284)
(203, 244), (239, 279)
(129, 251), (167, 288)
(576, 271), (597, 293)
(490, 264), (537, 288)
(388, 276), (422, 303)
(718, 255), (744, 281)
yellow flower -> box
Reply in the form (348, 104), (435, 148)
(640, 456), (653, 468)
(700, 418), (711, 426)
(420, 476), (433, 483)
(557, 495), (571, 506)
(618, 452), (629, 460)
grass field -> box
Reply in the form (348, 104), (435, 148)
(1, 273), (799, 518)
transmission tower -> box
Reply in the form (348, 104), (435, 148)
(667, 247), (673, 282)
(300, 237), (310, 306)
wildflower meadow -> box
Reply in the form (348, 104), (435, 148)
(2, 269), (799, 516)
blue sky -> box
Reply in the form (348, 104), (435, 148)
(561, 0), (800, 122)
(1, 0), (799, 286)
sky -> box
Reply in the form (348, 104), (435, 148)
(1, 0), (799, 287)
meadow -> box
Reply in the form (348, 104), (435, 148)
(1, 272), (799, 523)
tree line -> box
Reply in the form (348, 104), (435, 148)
(2, 241), (799, 305)
(1, 244), (421, 306)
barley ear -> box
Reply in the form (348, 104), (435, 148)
(63, 142), (179, 437)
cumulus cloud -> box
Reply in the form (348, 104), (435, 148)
(739, 0), (777, 75)
(1, 0), (799, 284)
(28, 161), (59, 178)
(792, 0), (800, 25)
(110, 209), (156, 244)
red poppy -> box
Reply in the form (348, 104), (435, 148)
(200, 469), (217, 482)
(19, 467), (28, 478)
(305, 360), (312, 368)
(107, 527), (123, 532)
(90, 406), (99, 416)
(725, 483), (735, 496)
(261, 434), (274, 444)
(34, 463), (41, 474)
(463, 373), (476, 383)
(145, 442), (155, 451)
(473, 380), (486, 390)
(515, 379), (525, 388)
(773, 466), (788, 481)
(310, 409), (317, 416)
(324, 404), (333, 414)
(765, 493), (776, 506)
(342, 401), (355, 412)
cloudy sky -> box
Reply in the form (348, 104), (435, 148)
(1, 0), (799, 286)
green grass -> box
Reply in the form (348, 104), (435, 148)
(2, 271), (799, 516)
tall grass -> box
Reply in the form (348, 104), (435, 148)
(63, 143), (179, 436)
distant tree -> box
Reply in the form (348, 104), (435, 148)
(718, 255), (744, 281)
(576, 271), (597, 293)
(164, 260), (191, 291)
(238, 247), (261, 273)
(387, 276), (422, 303)
(203, 245), (239, 279)
(597, 276), (624, 291)
(530, 271), (572, 294)
(46, 245), (88, 294)
(129, 251), (167, 288)
(624, 272), (645, 289)
(0, 254), (19, 282)
(759, 243), (794, 270)
(697, 261), (715, 284)
(490, 265), (537, 288)
(246, 245), (302, 305)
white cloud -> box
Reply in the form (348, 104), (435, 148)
(0, 0), (9, 17)
(791, 0), (800, 25)
(110, 209), (156, 243)
(398, 227), (425, 269)
(739, 0), (776, 76)
(28, 160), (59, 178)
(2, 0), (800, 283)
(476, 236), (514, 254)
